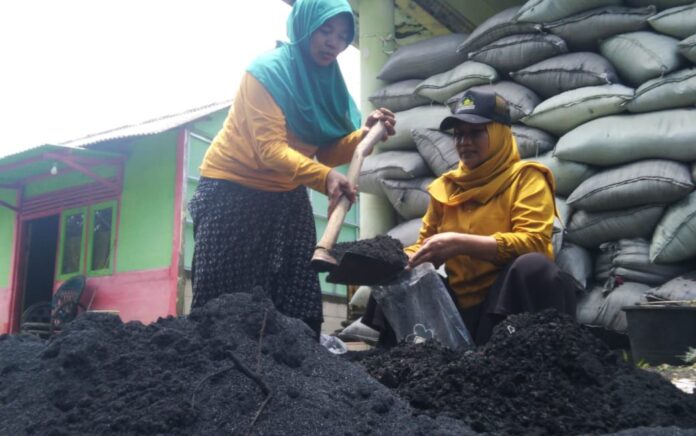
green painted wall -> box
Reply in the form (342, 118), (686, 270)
(0, 191), (16, 288)
(116, 132), (178, 272)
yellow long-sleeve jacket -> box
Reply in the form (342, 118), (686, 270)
(200, 72), (364, 193)
(405, 165), (555, 309)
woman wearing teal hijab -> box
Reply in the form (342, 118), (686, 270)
(189, 0), (395, 338)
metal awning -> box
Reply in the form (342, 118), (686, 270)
(0, 145), (126, 212)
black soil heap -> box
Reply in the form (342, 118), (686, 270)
(353, 310), (696, 435)
(0, 292), (474, 435)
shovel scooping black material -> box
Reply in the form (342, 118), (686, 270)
(320, 236), (408, 285)
(310, 122), (407, 285)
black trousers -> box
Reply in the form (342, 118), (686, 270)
(363, 253), (580, 347)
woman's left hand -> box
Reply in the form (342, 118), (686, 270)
(362, 107), (396, 141)
(408, 232), (465, 269)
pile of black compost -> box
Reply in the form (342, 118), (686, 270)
(0, 291), (474, 436)
(351, 310), (696, 436)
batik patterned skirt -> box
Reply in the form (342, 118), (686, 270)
(188, 177), (323, 323)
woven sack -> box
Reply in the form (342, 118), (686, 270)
(414, 61), (498, 103)
(566, 205), (665, 248)
(543, 6), (654, 51)
(510, 52), (618, 98)
(600, 31), (683, 87)
(525, 153), (596, 197)
(358, 151), (430, 196)
(378, 34), (469, 82)
(627, 68), (696, 112)
(514, 0), (621, 23)
(521, 84), (633, 136)
(566, 159), (694, 211)
(368, 80), (433, 112)
(554, 109), (696, 166)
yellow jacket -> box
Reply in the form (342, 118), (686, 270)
(200, 72), (364, 193)
(405, 163), (555, 309)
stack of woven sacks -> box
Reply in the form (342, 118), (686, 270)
(353, 0), (696, 336)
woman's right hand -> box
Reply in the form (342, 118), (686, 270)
(326, 169), (357, 217)
(362, 107), (396, 141)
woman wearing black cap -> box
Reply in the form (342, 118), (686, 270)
(366, 89), (578, 346)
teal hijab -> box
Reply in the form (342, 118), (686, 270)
(247, 0), (361, 147)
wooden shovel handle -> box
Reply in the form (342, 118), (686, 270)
(315, 122), (387, 251)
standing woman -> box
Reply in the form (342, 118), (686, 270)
(189, 0), (395, 337)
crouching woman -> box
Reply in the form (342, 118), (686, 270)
(367, 89), (579, 346)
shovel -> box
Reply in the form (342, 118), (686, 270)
(311, 121), (404, 285)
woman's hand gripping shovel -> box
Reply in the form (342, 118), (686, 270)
(311, 121), (405, 286)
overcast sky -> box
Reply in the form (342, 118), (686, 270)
(0, 0), (361, 157)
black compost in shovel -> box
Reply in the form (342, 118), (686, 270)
(310, 122), (406, 285)
(312, 235), (408, 285)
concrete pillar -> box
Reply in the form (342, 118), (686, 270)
(357, 0), (396, 239)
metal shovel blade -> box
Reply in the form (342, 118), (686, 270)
(325, 251), (405, 286)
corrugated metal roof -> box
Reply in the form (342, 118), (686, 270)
(60, 100), (231, 148)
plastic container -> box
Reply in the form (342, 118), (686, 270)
(624, 305), (696, 365)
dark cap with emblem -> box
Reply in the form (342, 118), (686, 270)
(440, 89), (512, 130)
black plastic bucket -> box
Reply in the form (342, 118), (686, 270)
(624, 305), (696, 366)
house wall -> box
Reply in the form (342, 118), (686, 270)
(87, 132), (179, 322)
(0, 190), (17, 333)
(0, 132), (181, 333)
(117, 132), (177, 273)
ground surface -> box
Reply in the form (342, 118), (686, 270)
(350, 310), (696, 436)
(2, 292), (696, 435)
(0, 291), (473, 435)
